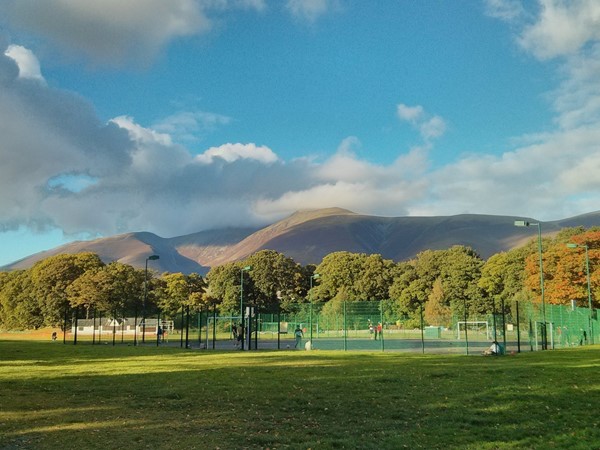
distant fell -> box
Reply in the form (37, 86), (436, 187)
(3, 208), (600, 274)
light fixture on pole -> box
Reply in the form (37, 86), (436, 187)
(310, 273), (320, 345)
(514, 220), (547, 349)
(240, 265), (252, 350)
(567, 243), (594, 344)
(142, 254), (160, 344)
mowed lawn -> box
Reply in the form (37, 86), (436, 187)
(1, 340), (599, 450)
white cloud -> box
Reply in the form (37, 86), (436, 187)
(419, 116), (447, 141)
(111, 116), (173, 146)
(397, 104), (424, 123)
(195, 143), (279, 164)
(285, 0), (339, 23)
(153, 111), (232, 143)
(484, 0), (525, 21)
(5, 1), (600, 247)
(519, 0), (600, 60)
(0, 0), (264, 64)
(397, 103), (447, 142)
(4, 44), (44, 82)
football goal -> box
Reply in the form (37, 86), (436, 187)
(457, 321), (490, 339)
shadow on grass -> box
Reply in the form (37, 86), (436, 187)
(1, 341), (600, 449)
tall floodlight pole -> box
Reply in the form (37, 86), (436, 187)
(240, 265), (252, 350)
(567, 243), (594, 344)
(310, 273), (320, 345)
(142, 254), (160, 344)
(515, 220), (546, 349)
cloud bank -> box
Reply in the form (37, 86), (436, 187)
(2, 1), (600, 244)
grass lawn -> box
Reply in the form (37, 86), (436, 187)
(1, 340), (599, 450)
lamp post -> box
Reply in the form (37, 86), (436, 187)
(240, 265), (252, 350)
(142, 254), (160, 344)
(514, 220), (547, 349)
(567, 243), (593, 344)
(310, 273), (320, 345)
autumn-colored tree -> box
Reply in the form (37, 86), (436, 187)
(424, 278), (452, 326)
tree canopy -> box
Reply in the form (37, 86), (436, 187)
(1, 226), (600, 330)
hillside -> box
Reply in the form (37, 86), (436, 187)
(3, 208), (600, 274)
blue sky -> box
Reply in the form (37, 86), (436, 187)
(2, 0), (600, 266)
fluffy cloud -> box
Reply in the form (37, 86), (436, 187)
(411, 126), (600, 220)
(5, 0), (600, 246)
(153, 111), (232, 144)
(4, 44), (44, 82)
(0, 0), (264, 64)
(195, 143), (279, 164)
(397, 103), (447, 143)
(519, 0), (600, 60)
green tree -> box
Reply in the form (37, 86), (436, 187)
(313, 252), (364, 301)
(159, 272), (207, 318)
(0, 270), (40, 330)
(206, 262), (249, 316)
(67, 262), (145, 317)
(244, 250), (306, 313)
(30, 253), (104, 326)
(439, 246), (484, 316)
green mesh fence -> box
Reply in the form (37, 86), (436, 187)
(63, 300), (598, 354)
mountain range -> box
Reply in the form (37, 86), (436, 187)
(4, 207), (600, 274)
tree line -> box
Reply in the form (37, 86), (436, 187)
(1, 226), (598, 330)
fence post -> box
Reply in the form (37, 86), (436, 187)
(277, 304), (281, 350)
(212, 305), (217, 350)
(73, 307), (78, 346)
(63, 305), (68, 344)
(492, 299), (498, 344)
(185, 305), (190, 349)
(112, 309), (116, 346)
(463, 299), (469, 355)
(92, 308), (97, 345)
(133, 307), (138, 346)
(501, 297), (507, 350)
(380, 300), (384, 352)
(516, 300), (521, 353)
(343, 301), (347, 351)
(196, 308), (202, 348)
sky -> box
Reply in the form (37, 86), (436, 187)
(2, 0), (600, 266)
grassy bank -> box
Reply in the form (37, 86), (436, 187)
(1, 340), (599, 449)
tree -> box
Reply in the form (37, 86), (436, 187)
(313, 252), (364, 301)
(206, 262), (249, 316)
(159, 272), (207, 318)
(314, 252), (398, 303)
(355, 254), (398, 301)
(438, 246), (484, 316)
(0, 270), (41, 329)
(67, 262), (145, 317)
(525, 228), (600, 307)
(244, 250), (306, 313)
(424, 278), (452, 326)
(30, 253), (104, 326)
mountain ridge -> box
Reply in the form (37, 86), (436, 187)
(3, 208), (600, 274)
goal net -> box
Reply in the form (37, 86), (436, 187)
(457, 321), (490, 339)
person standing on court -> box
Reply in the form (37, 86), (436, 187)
(294, 325), (303, 349)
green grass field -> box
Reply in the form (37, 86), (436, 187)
(1, 341), (599, 450)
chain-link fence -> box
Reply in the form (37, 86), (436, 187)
(61, 300), (598, 354)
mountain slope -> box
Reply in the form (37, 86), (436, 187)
(3, 208), (600, 274)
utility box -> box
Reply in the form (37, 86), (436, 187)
(424, 326), (442, 339)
